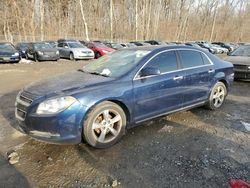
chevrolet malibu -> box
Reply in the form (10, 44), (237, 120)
(14, 46), (234, 148)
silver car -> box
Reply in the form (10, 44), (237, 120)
(57, 41), (94, 60)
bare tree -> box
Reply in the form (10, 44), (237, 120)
(79, 0), (89, 41)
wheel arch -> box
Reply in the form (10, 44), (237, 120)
(83, 99), (132, 126)
(108, 99), (131, 124)
(218, 79), (229, 90)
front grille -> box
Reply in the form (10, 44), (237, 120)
(82, 51), (92, 54)
(44, 52), (56, 56)
(233, 64), (248, 70)
(15, 91), (34, 121)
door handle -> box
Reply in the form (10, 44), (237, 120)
(173, 76), (183, 81)
(208, 69), (215, 73)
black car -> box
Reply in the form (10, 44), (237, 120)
(224, 45), (250, 80)
(103, 42), (124, 50)
(130, 41), (151, 46)
(16, 42), (30, 58)
(26, 42), (60, 61)
(0, 42), (20, 63)
(144, 40), (166, 45)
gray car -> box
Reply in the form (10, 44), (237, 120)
(57, 41), (94, 60)
(26, 42), (60, 61)
(224, 45), (250, 80)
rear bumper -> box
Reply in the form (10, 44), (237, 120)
(74, 53), (94, 60)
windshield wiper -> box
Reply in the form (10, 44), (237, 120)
(88, 71), (109, 77)
(77, 69), (109, 77)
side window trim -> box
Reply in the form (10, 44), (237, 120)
(176, 49), (213, 69)
(134, 49), (214, 80)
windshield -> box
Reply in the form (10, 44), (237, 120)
(18, 43), (29, 49)
(111, 43), (123, 49)
(82, 49), (151, 77)
(68, 42), (86, 48)
(230, 45), (250, 57)
(34, 43), (52, 49)
(94, 42), (108, 48)
(0, 43), (15, 51)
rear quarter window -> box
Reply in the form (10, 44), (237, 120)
(201, 53), (211, 65)
(179, 50), (205, 68)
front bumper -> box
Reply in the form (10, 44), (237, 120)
(74, 52), (94, 60)
(0, 56), (20, 63)
(234, 70), (250, 79)
(37, 54), (60, 61)
(14, 93), (88, 144)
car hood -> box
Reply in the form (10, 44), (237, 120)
(36, 48), (58, 53)
(224, 56), (250, 65)
(0, 50), (17, 55)
(97, 47), (114, 52)
(71, 48), (93, 52)
(24, 71), (113, 97)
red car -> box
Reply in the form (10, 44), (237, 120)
(86, 42), (115, 58)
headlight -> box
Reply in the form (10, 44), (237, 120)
(56, 50), (59, 55)
(102, 50), (108, 53)
(12, 52), (19, 56)
(248, 66), (250, 70)
(37, 51), (43, 55)
(36, 96), (76, 114)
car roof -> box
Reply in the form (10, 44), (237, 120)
(119, 45), (201, 52)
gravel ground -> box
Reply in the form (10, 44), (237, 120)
(0, 58), (249, 188)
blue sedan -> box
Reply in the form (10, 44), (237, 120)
(14, 45), (234, 148)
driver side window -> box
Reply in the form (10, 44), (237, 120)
(145, 51), (178, 73)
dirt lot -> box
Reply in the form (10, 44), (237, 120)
(0, 59), (249, 188)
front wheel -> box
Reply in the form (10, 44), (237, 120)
(95, 52), (101, 59)
(206, 81), (227, 110)
(34, 53), (39, 62)
(69, 52), (75, 60)
(83, 101), (126, 148)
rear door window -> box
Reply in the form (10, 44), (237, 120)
(179, 50), (205, 68)
(145, 51), (178, 73)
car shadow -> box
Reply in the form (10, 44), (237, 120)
(74, 117), (250, 188)
(0, 154), (30, 187)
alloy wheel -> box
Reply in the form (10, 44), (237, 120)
(91, 109), (122, 143)
(212, 85), (225, 108)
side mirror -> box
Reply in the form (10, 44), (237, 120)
(140, 67), (161, 77)
(227, 51), (231, 56)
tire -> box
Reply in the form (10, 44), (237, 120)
(34, 53), (39, 62)
(69, 52), (75, 60)
(206, 81), (227, 110)
(83, 101), (126, 148)
(25, 53), (29, 60)
(95, 52), (101, 59)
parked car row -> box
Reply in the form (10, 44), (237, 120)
(0, 39), (245, 64)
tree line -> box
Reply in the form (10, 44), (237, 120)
(1, 0), (250, 43)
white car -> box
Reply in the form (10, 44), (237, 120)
(57, 40), (94, 60)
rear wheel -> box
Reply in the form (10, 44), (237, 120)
(83, 101), (126, 148)
(206, 82), (227, 110)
